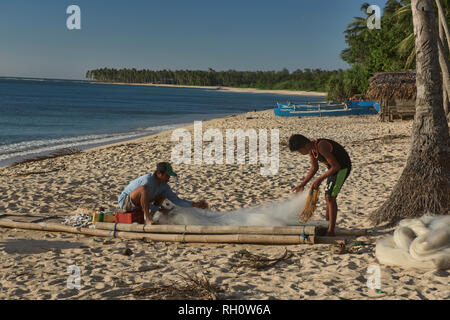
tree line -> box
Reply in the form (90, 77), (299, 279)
(86, 67), (343, 93)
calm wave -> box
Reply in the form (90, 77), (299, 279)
(0, 78), (323, 166)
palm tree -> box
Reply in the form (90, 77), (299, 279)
(392, 0), (450, 69)
(369, 0), (450, 224)
(341, 3), (372, 64)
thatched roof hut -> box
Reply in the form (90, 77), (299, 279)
(366, 71), (417, 121)
(366, 71), (416, 105)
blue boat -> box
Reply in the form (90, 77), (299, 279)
(274, 100), (379, 117)
(277, 101), (344, 109)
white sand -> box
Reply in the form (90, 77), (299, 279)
(0, 110), (448, 300)
(92, 82), (326, 96)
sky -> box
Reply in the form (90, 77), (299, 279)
(0, 0), (388, 80)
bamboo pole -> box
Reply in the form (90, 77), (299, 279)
(0, 220), (314, 244)
(0, 219), (112, 237)
(94, 222), (367, 237)
(94, 222), (318, 235)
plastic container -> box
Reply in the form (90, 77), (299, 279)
(92, 211), (116, 224)
(115, 210), (144, 224)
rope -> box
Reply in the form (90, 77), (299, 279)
(181, 224), (187, 243)
(300, 225), (308, 242)
(109, 222), (117, 239)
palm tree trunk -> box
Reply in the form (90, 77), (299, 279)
(435, 0), (450, 51)
(438, 27), (450, 119)
(437, 8), (450, 119)
(369, 0), (450, 225)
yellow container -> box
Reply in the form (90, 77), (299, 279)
(92, 211), (116, 224)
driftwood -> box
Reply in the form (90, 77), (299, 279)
(232, 248), (294, 270)
(125, 271), (220, 300)
(94, 222), (318, 235)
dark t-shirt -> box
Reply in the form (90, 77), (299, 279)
(311, 138), (352, 171)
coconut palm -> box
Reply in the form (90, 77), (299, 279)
(341, 3), (372, 64)
(392, 0), (450, 69)
(370, 0), (450, 224)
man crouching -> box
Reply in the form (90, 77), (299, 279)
(118, 162), (208, 225)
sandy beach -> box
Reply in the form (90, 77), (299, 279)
(92, 82), (327, 97)
(0, 110), (448, 300)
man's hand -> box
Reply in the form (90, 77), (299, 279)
(311, 178), (323, 190)
(192, 200), (209, 209)
(292, 185), (305, 194)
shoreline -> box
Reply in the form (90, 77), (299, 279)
(83, 113), (242, 153)
(90, 81), (327, 97)
(1, 111), (261, 168)
(0, 111), (260, 168)
(1, 84), (326, 168)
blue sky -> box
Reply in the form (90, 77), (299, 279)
(0, 0), (388, 80)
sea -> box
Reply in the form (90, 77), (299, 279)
(0, 77), (324, 167)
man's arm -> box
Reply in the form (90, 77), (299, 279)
(163, 186), (208, 209)
(136, 186), (159, 225)
(163, 186), (194, 207)
(293, 153), (319, 193)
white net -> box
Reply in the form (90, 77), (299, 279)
(375, 214), (450, 270)
(154, 191), (310, 227)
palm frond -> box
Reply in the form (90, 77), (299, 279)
(397, 33), (415, 57)
(405, 51), (416, 69)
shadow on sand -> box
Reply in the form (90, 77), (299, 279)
(0, 239), (84, 254)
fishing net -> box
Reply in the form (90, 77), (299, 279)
(375, 214), (450, 270)
(154, 191), (310, 227)
(298, 188), (320, 223)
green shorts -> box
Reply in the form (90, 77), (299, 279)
(325, 168), (350, 197)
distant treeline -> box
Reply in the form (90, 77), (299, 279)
(86, 68), (342, 93)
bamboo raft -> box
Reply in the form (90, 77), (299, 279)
(0, 215), (367, 245)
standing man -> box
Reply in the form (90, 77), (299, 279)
(289, 134), (351, 236)
(118, 162), (208, 225)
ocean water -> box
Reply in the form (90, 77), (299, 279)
(0, 77), (323, 166)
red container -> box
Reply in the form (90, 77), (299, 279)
(115, 210), (144, 224)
